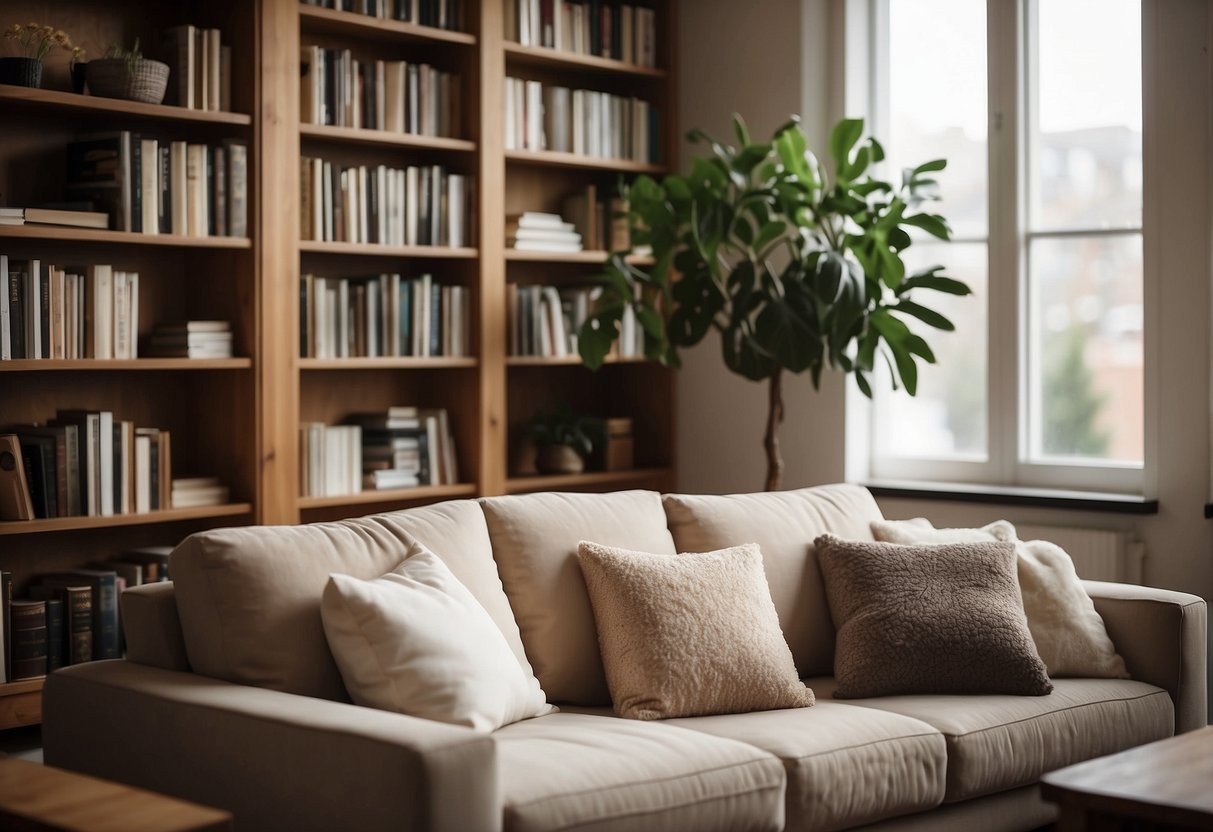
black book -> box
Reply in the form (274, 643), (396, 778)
(130, 133), (142, 234)
(42, 570), (120, 660)
(159, 144), (172, 234)
(38, 262), (49, 359)
(611, 2), (622, 60)
(65, 133), (131, 231)
(43, 598), (64, 672)
(9, 599), (47, 680)
(1, 571), (11, 680)
(18, 425), (73, 517)
(6, 260), (23, 359)
(589, 0), (601, 56)
(16, 433), (55, 519)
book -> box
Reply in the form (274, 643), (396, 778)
(0, 572), (9, 679)
(30, 584), (91, 665)
(42, 570), (119, 661)
(162, 25), (196, 109)
(9, 599), (47, 680)
(0, 435), (34, 521)
(119, 546), (173, 582)
(0, 208), (109, 229)
(65, 132), (133, 232)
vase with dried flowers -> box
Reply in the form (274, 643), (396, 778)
(1, 22), (76, 88)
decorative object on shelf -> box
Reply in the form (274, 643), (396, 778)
(69, 46), (87, 93)
(1, 22), (78, 88)
(580, 116), (971, 491)
(87, 39), (169, 105)
(529, 402), (598, 475)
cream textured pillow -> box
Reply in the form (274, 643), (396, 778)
(870, 518), (1128, 678)
(576, 541), (815, 720)
(815, 534), (1053, 698)
(321, 542), (555, 732)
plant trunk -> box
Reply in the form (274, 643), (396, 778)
(764, 368), (785, 491)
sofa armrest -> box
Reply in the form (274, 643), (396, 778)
(43, 661), (500, 832)
(1083, 580), (1207, 733)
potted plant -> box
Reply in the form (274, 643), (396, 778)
(528, 403), (599, 475)
(578, 116), (972, 491)
(87, 38), (169, 104)
(1, 23), (76, 88)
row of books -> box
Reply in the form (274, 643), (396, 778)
(301, 0), (464, 30)
(505, 78), (660, 163)
(0, 415), (172, 521)
(300, 158), (473, 247)
(1, 258), (135, 361)
(161, 25), (233, 112)
(299, 407), (459, 497)
(0, 549), (171, 682)
(67, 132), (248, 238)
(562, 183), (631, 253)
(300, 273), (471, 359)
(301, 47), (461, 137)
(508, 282), (644, 359)
(508, 0), (659, 67)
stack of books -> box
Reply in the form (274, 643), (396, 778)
(161, 25), (232, 112)
(170, 477), (230, 509)
(301, 48), (461, 137)
(146, 321), (233, 359)
(0, 257), (139, 361)
(300, 0), (463, 30)
(507, 212), (582, 253)
(507, 0), (658, 66)
(0, 207), (108, 229)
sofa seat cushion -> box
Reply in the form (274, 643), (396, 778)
(666, 703), (947, 832)
(808, 676), (1174, 803)
(172, 500), (528, 701)
(481, 491), (678, 706)
(494, 712), (786, 832)
(663, 484), (885, 678)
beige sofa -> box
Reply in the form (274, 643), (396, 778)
(43, 485), (1208, 832)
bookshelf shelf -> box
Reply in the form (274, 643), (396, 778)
(0, 504), (254, 537)
(299, 123), (476, 153)
(298, 241), (478, 258)
(299, 357), (477, 370)
(0, 226), (252, 248)
(506, 467), (673, 494)
(506, 355), (649, 367)
(0, 678), (43, 729)
(0, 83), (253, 126)
(503, 43), (667, 78)
(505, 149), (665, 174)
(505, 249), (654, 265)
(0, 359), (253, 372)
(299, 5), (477, 46)
(298, 483), (478, 510)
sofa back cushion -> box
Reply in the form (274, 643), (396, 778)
(662, 484), (884, 677)
(171, 500), (528, 701)
(480, 490), (677, 705)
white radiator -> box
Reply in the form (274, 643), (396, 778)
(1015, 524), (1144, 584)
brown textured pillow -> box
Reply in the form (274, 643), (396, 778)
(815, 534), (1053, 698)
(577, 541), (815, 720)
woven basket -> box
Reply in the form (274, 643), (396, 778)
(86, 58), (169, 104)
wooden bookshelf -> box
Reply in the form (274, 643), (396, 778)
(0, 0), (677, 727)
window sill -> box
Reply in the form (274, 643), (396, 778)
(861, 480), (1158, 515)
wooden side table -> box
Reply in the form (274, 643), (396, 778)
(1041, 726), (1213, 831)
(0, 758), (232, 832)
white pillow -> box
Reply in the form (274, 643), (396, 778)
(321, 542), (556, 731)
(870, 518), (1129, 679)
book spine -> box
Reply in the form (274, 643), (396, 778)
(44, 598), (64, 672)
(1, 572), (11, 680)
(10, 601), (47, 680)
(66, 587), (92, 665)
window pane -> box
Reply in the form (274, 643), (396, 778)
(1031, 0), (1142, 230)
(873, 242), (988, 459)
(1027, 235), (1143, 464)
(889, 0), (987, 238)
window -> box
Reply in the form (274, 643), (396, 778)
(863, 0), (1146, 494)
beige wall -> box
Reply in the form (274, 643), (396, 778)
(676, 0), (1213, 615)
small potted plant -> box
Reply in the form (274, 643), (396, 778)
(87, 38), (169, 104)
(1, 23), (76, 88)
(528, 403), (598, 475)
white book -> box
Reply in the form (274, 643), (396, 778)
(447, 174), (465, 248)
(127, 271), (139, 359)
(90, 264), (113, 360)
(348, 425), (362, 495)
(51, 266), (65, 359)
(621, 302), (637, 358)
(543, 286), (568, 357)
(134, 433), (151, 513)
(337, 279), (350, 358)
(207, 29), (221, 111)
(112, 271), (128, 360)
(424, 415), (441, 486)
(311, 157), (324, 241)
(405, 166), (419, 246)
(376, 165), (387, 245)
(186, 144), (208, 237)
(141, 138), (159, 234)
(511, 240), (585, 253)
(314, 277), (328, 359)
(98, 410), (114, 516)
(526, 80), (545, 150)
(323, 427), (344, 496)
(170, 141), (189, 235)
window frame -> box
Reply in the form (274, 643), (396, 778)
(854, 0), (1155, 498)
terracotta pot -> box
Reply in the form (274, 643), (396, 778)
(0, 57), (42, 88)
(535, 444), (585, 475)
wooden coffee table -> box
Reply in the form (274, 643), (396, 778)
(0, 758), (232, 831)
(1041, 726), (1213, 831)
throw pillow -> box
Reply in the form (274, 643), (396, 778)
(321, 542), (555, 732)
(576, 541), (815, 720)
(870, 518), (1129, 678)
(815, 534), (1053, 698)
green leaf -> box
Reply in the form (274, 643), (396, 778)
(899, 271), (972, 296)
(578, 310), (622, 370)
(829, 118), (865, 171)
(841, 145), (871, 182)
(855, 369), (873, 398)
(913, 159), (947, 174)
(721, 327), (776, 381)
(732, 114), (751, 148)
(902, 213), (952, 240)
(752, 220), (787, 253)
(753, 299), (820, 373)
(893, 301), (955, 331)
